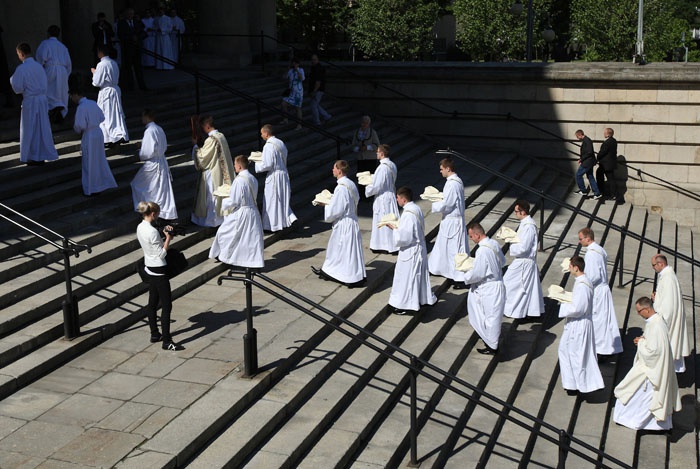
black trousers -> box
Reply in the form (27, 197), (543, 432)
(601, 169), (618, 197)
(146, 273), (172, 341)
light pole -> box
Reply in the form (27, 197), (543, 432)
(634, 0), (646, 64)
(511, 1), (554, 62)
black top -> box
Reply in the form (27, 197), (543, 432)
(308, 62), (326, 93)
(579, 135), (595, 169)
(597, 136), (618, 171)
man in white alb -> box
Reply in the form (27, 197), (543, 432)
(312, 160), (366, 287)
(209, 155), (264, 269)
(91, 44), (129, 146)
(651, 254), (690, 373)
(256, 124), (297, 232)
(613, 297), (681, 430)
(462, 222), (506, 355)
(35, 25), (71, 122)
(364, 144), (399, 254)
(503, 199), (544, 319)
(428, 157), (468, 287)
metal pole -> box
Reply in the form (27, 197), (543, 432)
(408, 356), (419, 467)
(558, 429), (569, 468)
(243, 268), (258, 377)
(260, 30), (265, 72)
(617, 225), (627, 288)
(539, 193), (545, 252)
(257, 102), (262, 151)
(526, 0), (534, 62)
(61, 239), (80, 339)
(634, 0), (645, 64)
(195, 71), (201, 115)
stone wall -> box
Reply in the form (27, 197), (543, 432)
(326, 62), (700, 227)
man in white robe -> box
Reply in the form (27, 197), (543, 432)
(364, 144), (399, 254)
(141, 9), (156, 67)
(91, 44), (129, 145)
(651, 254), (690, 373)
(558, 256), (604, 394)
(578, 227), (623, 356)
(503, 200), (544, 319)
(191, 115), (235, 227)
(312, 160), (365, 287)
(428, 157), (468, 286)
(35, 26), (71, 121)
(70, 89), (117, 196)
(10, 42), (59, 164)
(209, 155), (264, 269)
(463, 222), (506, 355)
(613, 297), (681, 430)
(169, 9), (186, 63)
(131, 109), (177, 220)
(154, 9), (175, 70)
(255, 124), (297, 231)
(388, 186), (436, 314)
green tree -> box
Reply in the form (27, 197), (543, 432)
(571, 0), (690, 61)
(277, 0), (352, 51)
(451, 0), (555, 61)
(348, 0), (441, 60)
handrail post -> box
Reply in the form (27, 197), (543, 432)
(260, 30), (265, 72)
(243, 268), (258, 377)
(558, 429), (569, 468)
(195, 70), (200, 115)
(257, 102), (263, 151)
(408, 356), (419, 467)
(539, 192), (545, 252)
(617, 224), (627, 288)
(61, 239), (80, 339)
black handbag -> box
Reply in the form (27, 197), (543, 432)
(165, 248), (188, 279)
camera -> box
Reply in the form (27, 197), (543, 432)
(155, 220), (187, 238)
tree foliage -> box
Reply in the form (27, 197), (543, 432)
(451, 0), (555, 61)
(347, 0), (441, 60)
(276, 0), (352, 51)
(571, 0), (690, 61)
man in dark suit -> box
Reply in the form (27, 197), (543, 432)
(596, 127), (618, 201)
(574, 129), (602, 199)
(91, 12), (114, 63)
(117, 8), (148, 91)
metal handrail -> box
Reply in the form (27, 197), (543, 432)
(138, 47), (348, 158)
(438, 148), (700, 269)
(0, 202), (90, 339)
(217, 268), (631, 468)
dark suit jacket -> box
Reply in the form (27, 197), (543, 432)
(597, 136), (618, 171)
(92, 21), (114, 51)
(579, 136), (595, 169)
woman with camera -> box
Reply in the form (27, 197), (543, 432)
(136, 201), (183, 351)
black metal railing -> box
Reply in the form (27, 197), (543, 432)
(216, 268), (631, 468)
(0, 203), (90, 339)
(138, 46), (348, 158)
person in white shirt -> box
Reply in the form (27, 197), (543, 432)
(312, 160), (366, 287)
(428, 157), (468, 286)
(35, 25), (71, 122)
(131, 109), (178, 220)
(613, 297), (681, 430)
(10, 42), (59, 165)
(503, 199), (544, 319)
(154, 8), (175, 70)
(558, 256), (604, 394)
(141, 9), (156, 67)
(462, 222), (506, 355)
(70, 88), (117, 196)
(364, 144), (399, 254)
(255, 124), (297, 231)
(136, 201), (183, 351)
(169, 9), (186, 63)
(209, 155), (264, 269)
(388, 186), (436, 314)
(651, 254), (690, 372)
(91, 44), (129, 146)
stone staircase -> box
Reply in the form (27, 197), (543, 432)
(0, 68), (696, 468)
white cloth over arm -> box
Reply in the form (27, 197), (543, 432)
(428, 173), (467, 280)
(365, 157), (399, 252)
(654, 266), (690, 372)
(255, 136), (297, 231)
(35, 37), (71, 117)
(503, 215), (544, 318)
(10, 58), (59, 163)
(131, 122), (178, 220)
(584, 242), (623, 354)
(92, 56), (129, 144)
(557, 274), (604, 393)
(462, 237), (506, 349)
(321, 176), (365, 284)
(73, 97), (117, 195)
(389, 201), (436, 311)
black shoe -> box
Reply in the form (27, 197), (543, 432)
(150, 332), (162, 343)
(311, 266), (332, 281)
(452, 281), (467, 290)
(393, 309), (408, 315)
(477, 346), (497, 355)
(162, 341), (184, 351)
(346, 278), (367, 289)
(566, 389), (579, 396)
(26, 160), (46, 166)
